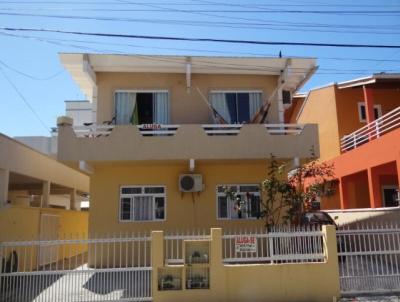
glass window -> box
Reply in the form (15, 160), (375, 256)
(144, 187), (165, 194)
(155, 197), (165, 219)
(121, 187), (142, 194)
(216, 184), (261, 220)
(237, 93), (250, 123)
(120, 185), (166, 222)
(210, 92), (262, 124)
(358, 103), (382, 122)
(120, 197), (132, 220)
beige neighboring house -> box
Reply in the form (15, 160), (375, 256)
(0, 133), (89, 241)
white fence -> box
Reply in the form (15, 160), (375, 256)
(341, 106), (400, 152)
(222, 226), (325, 264)
(71, 123), (305, 138)
(0, 234), (152, 302)
(337, 223), (400, 295)
(164, 230), (210, 264)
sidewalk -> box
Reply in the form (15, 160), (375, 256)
(340, 296), (400, 302)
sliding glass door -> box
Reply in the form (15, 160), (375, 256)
(114, 91), (169, 125)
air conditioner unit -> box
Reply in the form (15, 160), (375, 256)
(179, 174), (203, 192)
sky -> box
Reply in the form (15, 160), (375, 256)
(0, 0), (399, 137)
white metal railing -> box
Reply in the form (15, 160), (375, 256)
(265, 124), (304, 135)
(341, 106), (400, 152)
(71, 123), (305, 138)
(0, 234), (152, 302)
(222, 225), (325, 264)
(138, 124), (180, 136)
(202, 124), (242, 135)
(337, 223), (400, 294)
(73, 124), (115, 138)
(72, 124), (181, 137)
(202, 123), (304, 136)
(164, 230), (210, 264)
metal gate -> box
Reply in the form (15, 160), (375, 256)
(0, 234), (152, 302)
(337, 224), (400, 295)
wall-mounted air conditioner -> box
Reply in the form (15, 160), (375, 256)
(179, 174), (203, 192)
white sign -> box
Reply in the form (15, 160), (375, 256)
(235, 236), (257, 253)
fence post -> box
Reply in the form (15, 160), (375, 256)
(151, 230), (164, 301)
(210, 228), (226, 301)
(322, 225), (341, 300)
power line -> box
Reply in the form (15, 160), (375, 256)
(2, 27), (400, 49)
(0, 66), (51, 133)
(0, 11), (399, 35)
(1, 31), (397, 76)
(0, 59), (64, 80)
(3, 30), (400, 64)
(0, 1), (399, 7)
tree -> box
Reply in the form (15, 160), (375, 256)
(225, 151), (335, 230)
(261, 153), (335, 229)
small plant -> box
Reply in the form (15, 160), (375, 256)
(163, 274), (173, 282)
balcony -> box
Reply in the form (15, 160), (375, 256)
(341, 106), (400, 152)
(56, 118), (319, 162)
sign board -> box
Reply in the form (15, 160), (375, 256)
(235, 236), (257, 253)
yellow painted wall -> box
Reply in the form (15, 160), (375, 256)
(335, 87), (400, 138)
(89, 161), (273, 235)
(152, 226), (340, 302)
(296, 86), (341, 161)
(0, 206), (88, 271)
(96, 72), (279, 124)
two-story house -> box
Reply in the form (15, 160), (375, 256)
(56, 54), (319, 235)
(288, 74), (400, 211)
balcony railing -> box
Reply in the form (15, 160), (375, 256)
(72, 123), (305, 138)
(341, 106), (400, 152)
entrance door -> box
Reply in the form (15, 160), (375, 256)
(382, 186), (399, 207)
(39, 214), (60, 266)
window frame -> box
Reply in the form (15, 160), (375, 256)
(113, 90), (170, 125)
(357, 102), (382, 123)
(119, 185), (167, 223)
(209, 90), (263, 124)
(215, 184), (261, 220)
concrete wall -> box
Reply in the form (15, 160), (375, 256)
(297, 85), (341, 161)
(89, 161), (271, 235)
(96, 72), (280, 124)
(152, 226), (340, 302)
(326, 207), (400, 226)
(0, 205), (88, 242)
(57, 123), (319, 162)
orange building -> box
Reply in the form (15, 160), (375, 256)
(289, 74), (400, 210)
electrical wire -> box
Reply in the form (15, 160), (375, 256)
(2, 27), (400, 49)
(2, 30), (400, 64)
(0, 59), (64, 80)
(0, 11), (399, 35)
(0, 66), (51, 133)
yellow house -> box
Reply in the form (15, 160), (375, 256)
(0, 133), (89, 243)
(56, 54), (320, 235)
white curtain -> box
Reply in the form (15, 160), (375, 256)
(115, 92), (136, 125)
(210, 92), (231, 123)
(134, 196), (153, 221)
(249, 92), (262, 119)
(153, 92), (169, 124)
